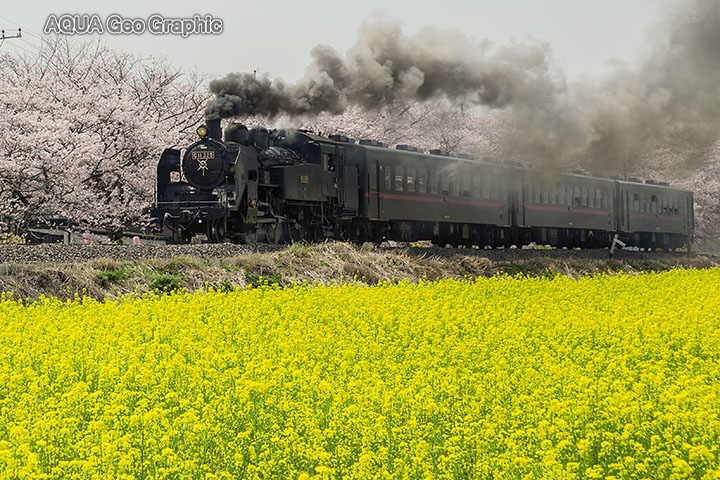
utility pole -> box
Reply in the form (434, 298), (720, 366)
(1, 28), (22, 40)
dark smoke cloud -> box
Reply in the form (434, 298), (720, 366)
(529, 0), (720, 173)
(206, 2), (720, 175)
(205, 22), (561, 120)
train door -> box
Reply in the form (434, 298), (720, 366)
(508, 173), (519, 227)
(367, 159), (379, 219)
(622, 189), (630, 231)
(338, 147), (358, 215)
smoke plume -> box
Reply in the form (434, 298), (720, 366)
(575, 0), (720, 173)
(206, 1), (720, 174)
(205, 22), (561, 120)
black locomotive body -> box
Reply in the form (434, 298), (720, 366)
(152, 120), (694, 249)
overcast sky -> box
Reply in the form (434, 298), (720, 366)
(2, 0), (676, 83)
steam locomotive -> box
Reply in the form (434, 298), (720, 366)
(151, 119), (694, 249)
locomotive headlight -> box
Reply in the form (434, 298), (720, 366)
(197, 125), (208, 137)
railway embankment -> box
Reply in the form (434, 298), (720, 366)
(0, 242), (716, 302)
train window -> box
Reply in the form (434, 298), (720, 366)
(472, 174), (482, 196)
(550, 184), (558, 204)
(430, 168), (439, 194)
(407, 167), (415, 192)
(566, 186), (573, 205)
(461, 174), (471, 196)
(633, 193), (640, 212)
(383, 165), (392, 191)
(651, 194), (658, 213)
(580, 186), (587, 207)
(394, 166), (404, 191)
(449, 174), (459, 197)
(534, 184), (541, 203)
(440, 173), (450, 195)
(418, 168), (427, 193)
(558, 184), (565, 205)
(573, 186), (581, 207)
(527, 183), (534, 203)
(483, 177), (492, 200)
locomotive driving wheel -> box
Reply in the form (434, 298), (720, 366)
(264, 222), (283, 244)
(288, 222), (305, 243)
(209, 219), (226, 243)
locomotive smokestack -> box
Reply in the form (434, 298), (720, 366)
(207, 118), (222, 140)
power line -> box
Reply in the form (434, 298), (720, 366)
(0, 28), (22, 41)
(0, 27), (32, 56)
(0, 20), (42, 57)
(0, 15), (42, 40)
(3, 40), (37, 57)
(19, 36), (41, 52)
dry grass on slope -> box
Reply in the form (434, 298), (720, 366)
(0, 242), (716, 302)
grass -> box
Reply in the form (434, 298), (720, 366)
(0, 242), (716, 302)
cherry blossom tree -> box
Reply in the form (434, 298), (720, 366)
(0, 38), (208, 234)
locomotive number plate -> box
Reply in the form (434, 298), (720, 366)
(191, 151), (216, 160)
(300, 175), (309, 184)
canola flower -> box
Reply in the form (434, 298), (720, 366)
(0, 269), (719, 479)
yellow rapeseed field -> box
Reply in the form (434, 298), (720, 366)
(1, 269), (719, 479)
